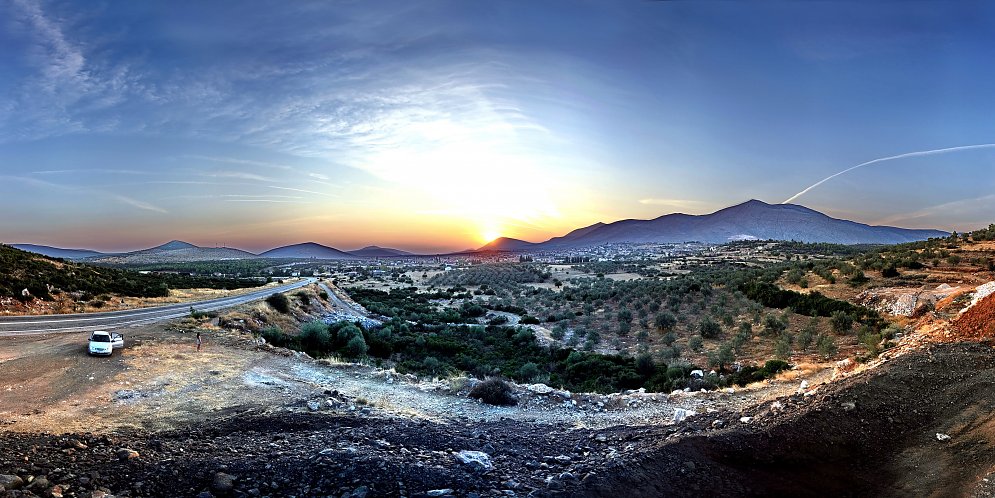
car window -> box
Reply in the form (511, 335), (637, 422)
(92, 335), (111, 342)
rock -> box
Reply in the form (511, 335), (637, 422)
(347, 485), (369, 498)
(30, 477), (49, 490)
(554, 455), (572, 464)
(799, 380), (809, 391)
(739, 416), (752, 423)
(546, 478), (564, 490)
(454, 450), (493, 472)
(841, 401), (856, 412)
(936, 433), (952, 441)
(211, 472), (235, 494)
(673, 408), (697, 423)
(690, 370), (704, 378)
(712, 419), (726, 428)
(527, 383), (554, 394)
(116, 448), (140, 461)
(0, 475), (23, 490)
(49, 485), (65, 498)
(426, 489), (454, 497)
(196, 492), (215, 498)
(307, 400), (321, 411)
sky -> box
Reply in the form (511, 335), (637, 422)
(1, 0), (994, 253)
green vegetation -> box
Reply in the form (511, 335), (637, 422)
(0, 244), (261, 302)
(266, 293), (291, 313)
(427, 263), (551, 290)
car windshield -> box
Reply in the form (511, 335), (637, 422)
(91, 335), (111, 343)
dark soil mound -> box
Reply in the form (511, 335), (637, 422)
(581, 342), (995, 497)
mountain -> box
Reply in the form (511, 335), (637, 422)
(259, 242), (357, 259)
(348, 246), (413, 258)
(477, 237), (540, 252)
(9, 244), (105, 260)
(88, 240), (258, 264)
(539, 200), (948, 248)
(150, 240), (198, 251)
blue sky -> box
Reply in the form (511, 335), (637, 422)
(1, 0), (994, 252)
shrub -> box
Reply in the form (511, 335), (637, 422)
(345, 334), (369, 358)
(518, 362), (541, 381)
(830, 311), (853, 334)
(261, 326), (292, 348)
(318, 290), (329, 300)
(816, 333), (838, 359)
(469, 378), (517, 406)
(520, 315), (540, 325)
(688, 335), (704, 352)
(699, 317), (722, 339)
(266, 293), (291, 313)
(295, 291), (311, 306)
(299, 321), (331, 355)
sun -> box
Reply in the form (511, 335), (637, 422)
(481, 228), (501, 244)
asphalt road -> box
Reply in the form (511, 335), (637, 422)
(0, 278), (316, 336)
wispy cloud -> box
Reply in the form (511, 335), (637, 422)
(111, 194), (168, 213)
(267, 185), (338, 197)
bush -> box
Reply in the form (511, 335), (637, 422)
(518, 362), (541, 381)
(299, 321), (331, 355)
(345, 334), (368, 358)
(296, 291), (311, 306)
(830, 311), (853, 334)
(266, 293), (291, 313)
(688, 335), (704, 352)
(469, 378), (517, 406)
(261, 326), (292, 348)
(520, 315), (540, 325)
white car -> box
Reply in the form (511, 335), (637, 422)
(88, 331), (123, 356)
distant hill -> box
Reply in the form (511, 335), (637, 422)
(259, 242), (357, 259)
(541, 200), (948, 248)
(9, 244), (105, 260)
(89, 240), (258, 264)
(348, 246), (413, 258)
(0, 244), (259, 302)
(477, 237), (539, 252)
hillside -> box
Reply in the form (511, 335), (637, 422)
(477, 237), (539, 252)
(87, 240), (258, 264)
(260, 242), (357, 259)
(0, 244), (260, 304)
(9, 244), (106, 260)
(540, 200), (947, 249)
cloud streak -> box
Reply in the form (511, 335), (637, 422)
(784, 144), (995, 204)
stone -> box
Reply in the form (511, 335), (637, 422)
(116, 448), (140, 461)
(527, 383), (554, 394)
(307, 400), (321, 411)
(936, 433), (951, 441)
(712, 419), (726, 429)
(426, 489), (454, 497)
(740, 416), (752, 423)
(799, 380), (809, 391)
(841, 401), (856, 412)
(0, 475), (23, 490)
(454, 450), (493, 472)
(348, 485), (369, 498)
(673, 408), (697, 423)
(211, 472), (235, 494)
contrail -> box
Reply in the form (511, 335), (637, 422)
(783, 143), (995, 204)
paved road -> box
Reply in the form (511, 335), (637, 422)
(0, 278), (317, 336)
(316, 281), (369, 317)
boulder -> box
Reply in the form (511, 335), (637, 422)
(672, 408), (697, 423)
(0, 475), (23, 490)
(211, 472), (235, 494)
(454, 450), (493, 472)
(116, 448), (140, 461)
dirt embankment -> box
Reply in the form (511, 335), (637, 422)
(954, 293), (995, 340)
(580, 342), (995, 497)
